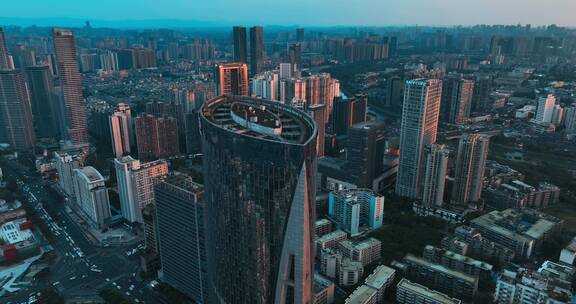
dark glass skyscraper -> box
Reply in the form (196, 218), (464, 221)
(0, 28), (10, 70)
(53, 28), (89, 149)
(0, 70), (36, 150)
(200, 95), (317, 304)
(233, 26), (247, 63)
(25, 65), (60, 139)
(155, 174), (208, 303)
(249, 26), (264, 76)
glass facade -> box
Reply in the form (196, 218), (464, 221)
(200, 95), (317, 304)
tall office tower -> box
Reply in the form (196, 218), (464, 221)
(200, 95), (317, 304)
(117, 49), (134, 70)
(25, 65), (59, 139)
(109, 111), (132, 158)
(142, 204), (158, 254)
(296, 28), (305, 42)
(53, 28), (89, 148)
(306, 74), (340, 114)
(536, 94), (556, 123)
(471, 75), (492, 113)
(551, 104), (564, 126)
(73, 166), (111, 229)
(440, 75), (474, 125)
(132, 47), (156, 69)
(135, 114), (180, 161)
(308, 104), (326, 158)
(452, 134), (490, 205)
(280, 78), (306, 103)
(214, 62), (249, 96)
(422, 144), (449, 208)
(116, 103), (134, 146)
(0, 28), (10, 69)
(184, 112), (202, 154)
(279, 63), (292, 80)
(135, 114), (159, 160)
(251, 70), (279, 101)
(249, 26), (264, 76)
(99, 51), (119, 72)
(155, 175), (208, 303)
(0, 70), (36, 150)
(328, 189), (384, 236)
(396, 79), (442, 199)
(330, 96), (365, 136)
(350, 94), (368, 125)
(288, 43), (302, 72)
(565, 106), (576, 139)
(157, 116), (180, 157)
(385, 76), (402, 107)
(54, 152), (82, 197)
(114, 156), (168, 223)
(347, 121), (386, 188)
(233, 26), (248, 63)
(12, 44), (36, 69)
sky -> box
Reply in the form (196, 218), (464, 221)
(1, 0), (575, 27)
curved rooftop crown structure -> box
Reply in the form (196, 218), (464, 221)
(200, 95), (317, 304)
(201, 95), (316, 145)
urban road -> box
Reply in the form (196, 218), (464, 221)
(1, 160), (170, 304)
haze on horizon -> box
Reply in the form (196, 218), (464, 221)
(2, 0), (575, 27)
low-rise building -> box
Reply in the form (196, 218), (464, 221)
(403, 254), (478, 300)
(320, 249), (342, 279)
(423, 245), (493, 280)
(345, 285), (378, 304)
(494, 266), (573, 304)
(338, 238), (381, 266)
(396, 279), (461, 304)
(484, 180), (560, 210)
(315, 218), (333, 237)
(363, 265), (396, 301)
(316, 229), (347, 252)
(339, 258), (364, 286)
(470, 209), (563, 259)
(445, 225), (516, 265)
(559, 236), (576, 265)
(313, 273), (335, 304)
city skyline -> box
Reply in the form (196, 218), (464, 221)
(1, 0), (576, 27)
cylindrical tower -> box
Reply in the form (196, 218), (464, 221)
(200, 95), (317, 304)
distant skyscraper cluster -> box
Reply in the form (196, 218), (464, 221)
(232, 25), (264, 76)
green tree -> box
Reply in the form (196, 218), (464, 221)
(38, 287), (65, 304)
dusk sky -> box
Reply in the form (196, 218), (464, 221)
(2, 0), (575, 27)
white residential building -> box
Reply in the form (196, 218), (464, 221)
(54, 151), (82, 197)
(535, 94), (556, 123)
(73, 166), (111, 229)
(114, 156), (168, 223)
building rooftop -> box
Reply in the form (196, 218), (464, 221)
(0, 219), (33, 245)
(317, 230), (347, 244)
(426, 245), (493, 271)
(345, 285), (377, 304)
(76, 166), (104, 183)
(470, 209), (562, 242)
(364, 265), (396, 290)
(201, 95), (315, 145)
(404, 254), (477, 284)
(397, 279), (462, 304)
